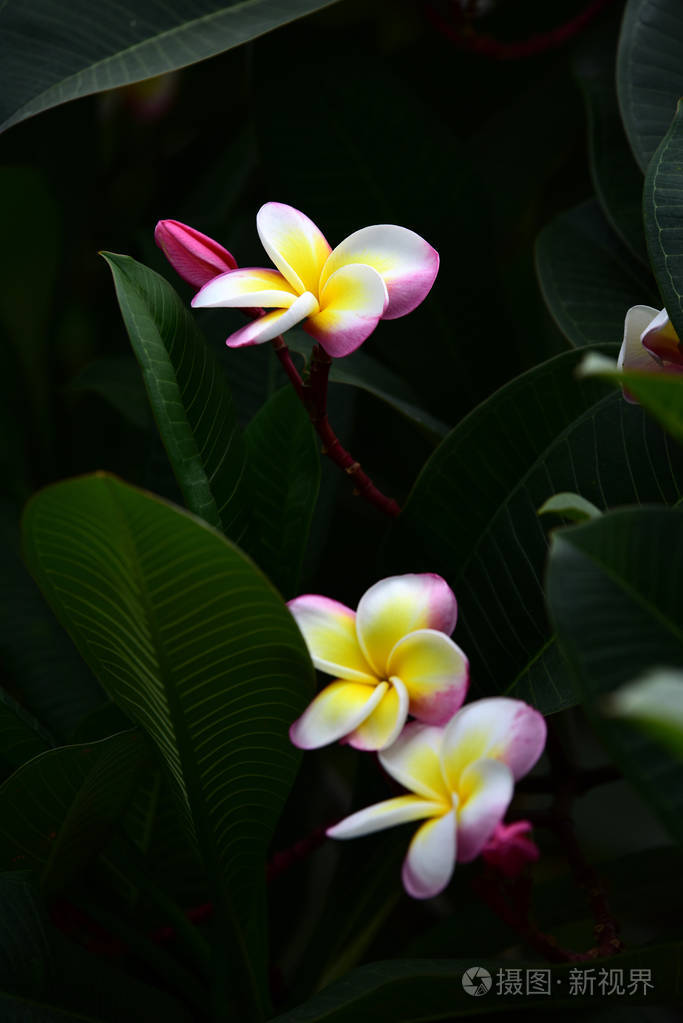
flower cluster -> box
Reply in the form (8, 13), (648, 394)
(156, 203), (439, 357)
(288, 574), (546, 899)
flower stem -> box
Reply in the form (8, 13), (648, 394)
(270, 338), (401, 518)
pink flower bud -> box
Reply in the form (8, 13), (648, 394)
(481, 820), (539, 878)
(154, 219), (237, 290)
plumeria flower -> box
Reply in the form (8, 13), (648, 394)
(190, 202), (439, 357)
(327, 699), (546, 899)
(155, 219), (237, 289)
(618, 305), (683, 402)
(288, 574), (468, 751)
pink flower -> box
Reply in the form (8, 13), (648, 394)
(481, 820), (539, 877)
(155, 219), (237, 290)
(618, 306), (683, 403)
(190, 202), (439, 358)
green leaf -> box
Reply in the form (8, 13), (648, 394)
(245, 387), (320, 599)
(538, 492), (602, 523)
(606, 667), (683, 758)
(103, 253), (249, 542)
(643, 98), (683, 342)
(272, 944), (683, 1020)
(385, 347), (683, 714)
(547, 507), (683, 841)
(0, 504), (106, 740)
(0, 731), (145, 893)
(617, 0), (683, 172)
(535, 200), (656, 348)
(579, 352), (683, 444)
(0, 689), (52, 773)
(22, 473), (314, 1009)
(573, 20), (646, 260)
(0, 0), (343, 134)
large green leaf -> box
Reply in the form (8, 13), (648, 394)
(272, 944), (683, 1021)
(22, 473), (314, 1009)
(104, 253), (249, 543)
(0, 731), (144, 892)
(0, 0), (342, 134)
(643, 98), (683, 341)
(0, 689), (51, 773)
(579, 352), (683, 444)
(384, 347), (683, 714)
(245, 387), (320, 599)
(547, 507), (683, 841)
(573, 21), (646, 260)
(617, 0), (683, 172)
(0, 504), (105, 740)
(535, 200), (655, 349)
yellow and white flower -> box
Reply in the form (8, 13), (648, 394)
(191, 203), (439, 357)
(328, 699), (546, 899)
(288, 574), (468, 751)
(618, 306), (683, 401)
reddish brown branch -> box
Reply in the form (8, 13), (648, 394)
(426, 0), (618, 60)
(288, 342), (402, 518)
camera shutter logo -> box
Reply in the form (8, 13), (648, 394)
(462, 967), (492, 996)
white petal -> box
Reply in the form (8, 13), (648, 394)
(441, 697), (546, 787)
(224, 292), (319, 347)
(289, 680), (387, 750)
(387, 629), (469, 725)
(345, 677), (409, 751)
(320, 224), (439, 319)
(287, 595), (376, 683)
(355, 574), (458, 678)
(256, 202), (331, 295)
(378, 721), (451, 802)
(402, 810), (457, 899)
(191, 267), (297, 309)
(456, 758), (514, 862)
(327, 795), (442, 840)
(617, 305), (660, 372)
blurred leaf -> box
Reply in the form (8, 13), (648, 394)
(245, 387), (320, 598)
(617, 0), (683, 172)
(643, 98), (683, 343)
(288, 333), (449, 441)
(0, 731), (145, 893)
(0, 992), (98, 1022)
(0, 0), (343, 134)
(574, 21), (646, 260)
(22, 473), (314, 1004)
(103, 253), (249, 543)
(547, 507), (683, 841)
(535, 200), (656, 348)
(538, 492), (602, 523)
(0, 689), (52, 773)
(384, 347), (683, 714)
(579, 352), (683, 444)
(69, 356), (150, 431)
(606, 667), (683, 760)
(0, 503), (106, 739)
(272, 944), (683, 1020)
(0, 873), (51, 994)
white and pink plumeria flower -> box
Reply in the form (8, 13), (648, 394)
(288, 574), (469, 752)
(327, 699), (546, 899)
(188, 202), (439, 357)
(618, 305), (683, 401)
